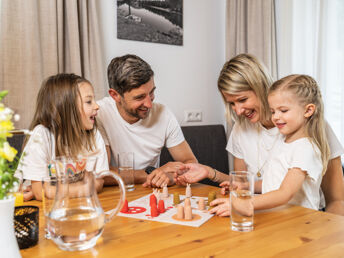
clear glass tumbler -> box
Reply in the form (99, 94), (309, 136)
(229, 171), (255, 232)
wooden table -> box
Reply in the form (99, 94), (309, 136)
(21, 184), (344, 257)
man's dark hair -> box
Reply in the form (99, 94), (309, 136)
(107, 54), (154, 95)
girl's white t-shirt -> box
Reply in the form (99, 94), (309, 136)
(227, 120), (343, 209)
(227, 121), (343, 179)
(262, 137), (323, 210)
(17, 125), (109, 181)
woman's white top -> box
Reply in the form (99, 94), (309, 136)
(262, 137), (323, 210)
(17, 125), (109, 181)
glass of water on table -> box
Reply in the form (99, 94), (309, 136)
(118, 152), (135, 192)
(229, 171), (255, 232)
(41, 163), (59, 239)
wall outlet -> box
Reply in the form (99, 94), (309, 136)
(185, 110), (202, 122)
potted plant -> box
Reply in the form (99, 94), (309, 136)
(0, 90), (21, 257)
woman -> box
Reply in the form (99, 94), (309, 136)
(176, 53), (344, 216)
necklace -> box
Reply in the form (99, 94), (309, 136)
(256, 127), (279, 178)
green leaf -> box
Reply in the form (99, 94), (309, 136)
(0, 90), (8, 101)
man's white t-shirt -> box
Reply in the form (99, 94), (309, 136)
(97, 97), (185, 169)
(262, 137), (323, 210)
(17, 125), (109, 181)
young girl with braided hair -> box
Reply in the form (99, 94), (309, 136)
(253, 74), (330, 210)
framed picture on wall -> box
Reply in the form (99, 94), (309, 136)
(117, 0), (183, 46)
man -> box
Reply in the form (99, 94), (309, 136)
(97, 54), (197, 187)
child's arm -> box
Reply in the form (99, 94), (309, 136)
(31, 178), (105, 201)
(253, 168), (306, 210)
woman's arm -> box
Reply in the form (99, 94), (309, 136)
(175, 163), (230, 185)
(253, 168), (306, 210)
(233, 157), (247, 171)
(321, 156), (344, 215)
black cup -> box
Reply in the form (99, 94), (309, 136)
(14, 205), (39, 249)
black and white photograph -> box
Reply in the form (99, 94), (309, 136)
(117, 0), (183, 46)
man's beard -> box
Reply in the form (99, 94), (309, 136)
(121, 102), (150, 120)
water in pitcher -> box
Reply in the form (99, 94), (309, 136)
(47, 207), (105, 251)
(230, 189), (254, 232)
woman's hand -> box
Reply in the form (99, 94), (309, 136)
(174, 163), (210, 185)
(208, 198), (231, 217)
(220, 181), (231, 195)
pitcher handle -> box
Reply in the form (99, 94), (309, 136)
(97, 170), (126, 223)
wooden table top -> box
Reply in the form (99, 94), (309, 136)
(20, 183), (344, 258)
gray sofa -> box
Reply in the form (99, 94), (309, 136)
(160, 124), (229, 187)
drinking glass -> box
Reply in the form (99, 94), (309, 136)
(118, 152), (135, 192)
(229, 171), (255, 232)
(42, 176), (57, 239)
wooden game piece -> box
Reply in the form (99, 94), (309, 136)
(150, 194), (157, 207)
(156, 190), (161, 201)
(173, 193), (180, 205)
(198, 197), (205, 210)
(120, 199), (129, 213)
(186, 183), (192, 198)
(158, 199), (166, 213)
(184, 205), (192, 220)
(184, 197), (191, 207)
(208, 191), (217, 208)
(177, 204), (184, 219)
(162, 184), (169, 198)
(151, 203), (160, 217)
(153, 188), (158, 197)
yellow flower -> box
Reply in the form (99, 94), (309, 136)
(0, 142), (18, 162)
(0, 120), (14, 138)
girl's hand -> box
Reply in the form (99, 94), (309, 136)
(208, 198), (231, 217)
(23, 185), (34, 201)
(219, 181), (231, 195)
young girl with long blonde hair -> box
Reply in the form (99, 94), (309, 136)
(253, 74), (330, 210)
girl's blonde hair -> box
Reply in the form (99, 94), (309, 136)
(28, 73), (97, 158)
(269, 74), (330, 175)
(217, 53), (273, 126)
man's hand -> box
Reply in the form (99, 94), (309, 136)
(142, 167), (174, 188)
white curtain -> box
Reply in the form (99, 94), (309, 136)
(226, 0), (277, 79)
(275, 0), (344, 149)
(0, 0), (106, 129)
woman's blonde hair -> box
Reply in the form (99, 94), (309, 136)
(218, 53), (273, 126)
(269, 74), (330, 175)
(28, 73), (97, 158)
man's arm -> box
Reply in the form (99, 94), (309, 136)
(321, 156), (344, 215)
(103, 145), (148, 186)
(168, 140), (198, 164)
